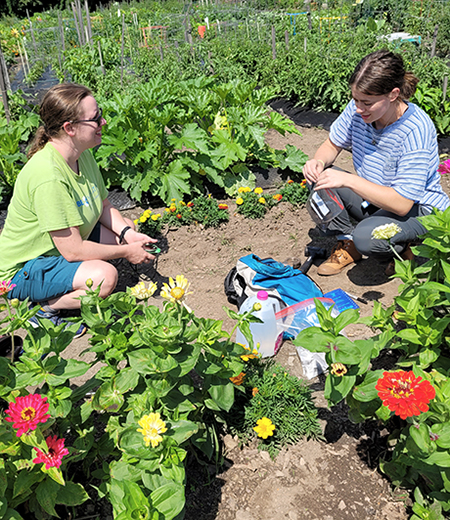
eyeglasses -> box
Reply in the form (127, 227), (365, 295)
(69, 108), (103, 127)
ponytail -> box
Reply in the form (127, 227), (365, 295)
(402, 72), (419, 100)
(27, 126), (50, 159)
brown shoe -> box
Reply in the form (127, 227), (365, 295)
(317, 240), (362, 276)
(385, 245), (414, 276)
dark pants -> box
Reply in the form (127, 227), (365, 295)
(326, 187), (429, 260)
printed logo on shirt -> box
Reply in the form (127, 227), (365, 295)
(76, 186), (100, 207)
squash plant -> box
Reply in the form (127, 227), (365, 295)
(94, 76), (306, 204)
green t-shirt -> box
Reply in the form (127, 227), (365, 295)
(0, 143), (108, 280)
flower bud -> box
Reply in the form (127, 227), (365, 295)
(253, 302), (262, 311)
(10, 298), (20, 308)
(85, 278), (94, 288)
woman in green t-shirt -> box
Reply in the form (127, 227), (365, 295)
(0, 83), (157, 336)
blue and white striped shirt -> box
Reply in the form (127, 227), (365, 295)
(329, 100), (450, 211)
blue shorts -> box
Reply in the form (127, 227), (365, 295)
(8, 222), (101, 303)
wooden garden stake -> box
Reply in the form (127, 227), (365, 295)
(85, 0), (93, 44)
(120, 14), (125, 87)
(431, 24), (438, 58)
(58, 12), (65, 52)
(17, 40), (27, 82)
(271, 25), (276, 59)
(26, 10), (38, 55)
(0, 44), (10, 124)
(98, 40), (105, 75)
(76, 0), (85, 46)
(304, 36), (307, 52)
(443, 76), (448, 101)
(71, 3), (82, 47)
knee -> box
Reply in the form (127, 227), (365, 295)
(85, 261), (118, 297)
(124, 217), (135, 231)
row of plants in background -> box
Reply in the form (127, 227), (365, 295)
(135, 181), (310, 237)
(295, 207), (450, 518)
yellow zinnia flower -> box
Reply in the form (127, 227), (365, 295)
(130, 281), (157, 300)
(137, 413), (167, 448)
(161, 275), (192, 310)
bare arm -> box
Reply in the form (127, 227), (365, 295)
(50, 226), (155, 264)
(303, 138), (342, 184)
(99, 199), (156, 245)
(314, 168), (414, 216)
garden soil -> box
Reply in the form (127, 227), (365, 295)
(4, 122), (450, 520)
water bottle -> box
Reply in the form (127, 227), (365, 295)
(235, 290), (283, 358)
(306, 187), (344, 230)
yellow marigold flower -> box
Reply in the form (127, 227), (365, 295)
(330, 363), (348, 377)
(180, 201), (186, 206)
(143, 209), (151, 218)
(259, 197), (266, 204)
(130, 281), (157, 300)
(151, 213), (161, 221)
(137, 413), (167, 448)
(139, 216), (147, 223)
(171, 198), (176, 202)
(161, 275), (192, 309)
(230, 372), (245, 385)
(236, 197), (244, 205)
(254, 187), (263, 194)
(164, 208), (170, 212)
(238, 187), (246, 193)
(253, 417), (275, 439)
(134, 219), (139, 225)
(243, 187), (251, 193)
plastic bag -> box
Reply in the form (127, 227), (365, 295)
(275, 297), (337, 379)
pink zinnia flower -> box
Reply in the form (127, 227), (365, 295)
(438, 159), (450, 175)
(0, 280), (16, 296)
(4, 394), (50, 437)
(33, 435), (69, 469)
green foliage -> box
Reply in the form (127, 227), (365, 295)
(135, 208), (163, 237)
(0, 279), (252, 518)
(235, 187), (280, 219)
(227, 359), (323, 458)
(189, 196), (230, 228)
(294, 207), (450, 513)
(92, 77), (300, 204)
(279, 180), (309, 206)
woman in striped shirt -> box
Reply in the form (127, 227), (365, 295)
(303, 49), (449, 276)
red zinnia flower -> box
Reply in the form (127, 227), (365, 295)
(218, 203), (228, 210)
(33, 435), (69, 469)
(0, 280), (16, 296)
(438, 159), (450, 175)
(375, 371), (435, 420)
(5, 394), (50, 437)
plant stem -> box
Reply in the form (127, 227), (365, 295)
(389, 243), (404, 262)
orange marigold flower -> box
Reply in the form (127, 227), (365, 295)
(187, 202), (194, 207)
(177, 214), (182, 219)
(230, 372), (245, 385)
(287, 179), (294, 184)
(300, 179), (307, 188)
(218, 203), (228, 210)
(252, 387), (259, 396)
(273, 194), (282, 201)
(375, 370), (436, 420)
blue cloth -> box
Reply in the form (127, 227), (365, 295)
(330, 100), (450, 211)
(239, 254), (322, 306)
